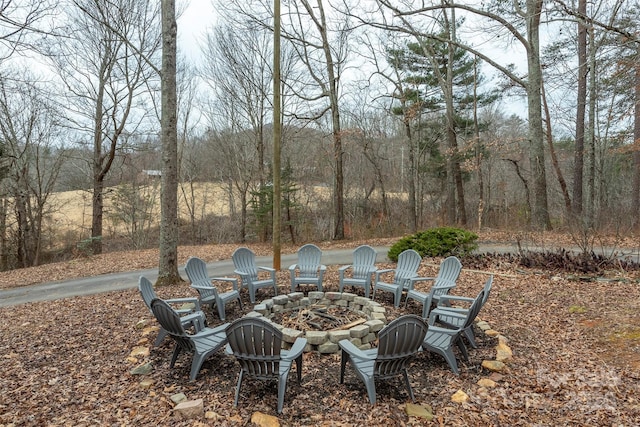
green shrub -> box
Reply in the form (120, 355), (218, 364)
(387, 227), (478, 261)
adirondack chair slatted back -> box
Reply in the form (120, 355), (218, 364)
(232, 247), (259, 281)
(297, 244), (322, 278)
(151, 299), (196, 353)
(435, 256), (462, 286)
(462, 288), (487, 330)
(481, 275), (493, 306)
(374, 314), (428, 379)
(226, 317), (282, 381)
(394, 250), (422, 288)
(351, 245), (377, 279)
(139, 276), (157, 312)
(185, 257), (219, 300)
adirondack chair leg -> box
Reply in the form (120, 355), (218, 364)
(169, 345), (181, 368)
(402, 370), (415, 402)
(277, 375), (287, 413)
(295, 355), (303, 383)
(364, 378), (377, 405)
(464, 328), (478, 348)
(339, 349), (348, 384)
(233, 370), (245, 407)
(154, 328), (168, 347)
(456, 339), (469, 362)
(441, 348), (460, 375)
(189, 354), (206, 381)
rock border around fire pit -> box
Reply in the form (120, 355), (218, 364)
(247, 291), (388, 354)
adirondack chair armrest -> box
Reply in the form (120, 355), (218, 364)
(338, 339), (375, 361)
(225, 343), (233, 355)
(407, 276), (434, 291)
(164, 296), (202, 311)
(425, 323), (460, 335)
(258, 266), (276, 279)
(189, 284), (217, 299)
(319, 265), (327, 271)
(288, 264), (298, 271)
(195, 322), (230, 338)
(338, 264), (352, 272)
(282, 337), (308, 361)
(181, 311), (207, 332)
(438, 295), (474, 307)
(374, 268), (394, 282)
(430, 307), (467, 321)
(212, 276), (239, 291)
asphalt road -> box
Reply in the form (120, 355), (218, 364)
(0, 247), (393, 307)
(2, 242), (637, 307)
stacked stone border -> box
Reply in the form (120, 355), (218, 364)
(247, 291), (388, 354)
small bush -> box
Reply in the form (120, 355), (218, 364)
(387, 227), (479, 261)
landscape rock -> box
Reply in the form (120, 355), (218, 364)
(482, 360), (508, 373)
(129, 346), (149, 358)
(130, 362), (152, 375)
(451, 389), (469, 403)
(170, 393), (187, 404)
(405, 403), (434, 420)
(251, 411), (280, 427)
(174, 398), (203, 420)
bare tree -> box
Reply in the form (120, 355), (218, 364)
(49, 0), (161, 254)
(0, 72), (65, 268)
(200, 19), (273, 242)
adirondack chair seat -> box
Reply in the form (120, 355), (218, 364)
(150, 298), (229, 381)
(225, 316), (307, 413)
(339, 314), (428, 404)
(185, 256), (243, 321)
(421, 284), (487, 374)
(338, 245), (377, 299)
(405, 279), (457, 318)
(405, 256), (462, 318)
(289, 243), (326, 293)
(138, 275), (206, 346)
(429, 276), (493, 348)
(372, 249), (422, 307)
(232, 247), (278, 303)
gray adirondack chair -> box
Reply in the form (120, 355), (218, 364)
(225, 317), (307, 414)
(421, 285), (487, 374)
(430, 275), (493, 348)
(372, 249), (422, 307)
(405, 256), (462, 318)
(338, 245), (377, 299)
(339, 314), (428, 404)
(138, 276), (205, 346)
(185, 256), (242, 321)
(232, 247), (278, 303)
(150, 298), (229, 381)
(288, 244), (327, 293)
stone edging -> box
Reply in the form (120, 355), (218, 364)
(248, 291), (388, 354)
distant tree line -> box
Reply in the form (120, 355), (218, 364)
(0, 0), (637, 276)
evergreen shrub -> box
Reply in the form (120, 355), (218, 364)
(387, 227), (478, 261)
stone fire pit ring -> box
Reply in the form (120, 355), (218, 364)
(247, 291), (388, 354)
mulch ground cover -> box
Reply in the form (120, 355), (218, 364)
(2, 244), (640, 425)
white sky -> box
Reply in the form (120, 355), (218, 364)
(178, 1), (217, 59)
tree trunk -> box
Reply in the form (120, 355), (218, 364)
(157, 0), (181, 286)
(526, 0), (551, 230)
(633, 45), (640, 229)
(572, 0), (587, 219)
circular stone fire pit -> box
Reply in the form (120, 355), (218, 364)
(249, 291), (387, 354)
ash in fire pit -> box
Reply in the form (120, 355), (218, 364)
(271, 304), (367, 332)
(250, 291), (388, 354)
